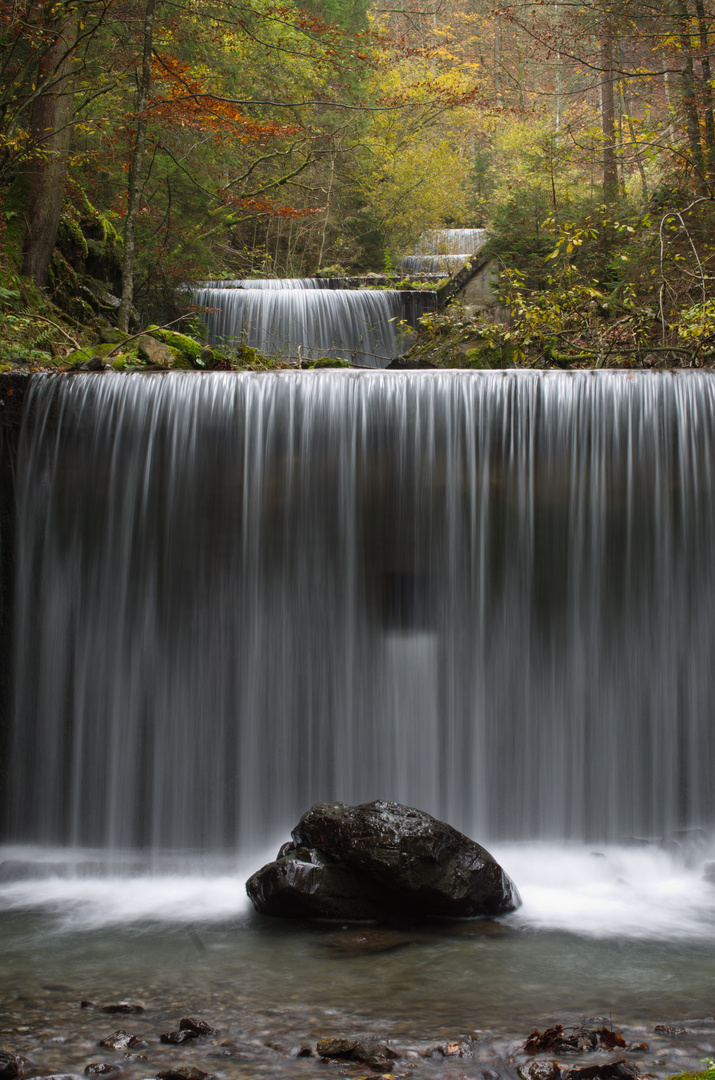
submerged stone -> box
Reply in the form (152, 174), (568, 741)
(322, 929), (419, 955)
(98, 1031), (147, 1051)
(160, 1030), (198, 1045)
(246, 800), (520, 920)
(316, 1037), (398, 1070)
(99, 1003), (145, 1014)
(156, 1068), (216, 1080)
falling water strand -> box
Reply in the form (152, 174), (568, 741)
(7, 370), (715, 853)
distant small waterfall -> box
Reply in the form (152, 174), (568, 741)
(192, 278), (436, 367)
(401, 228), (487, 275)
(6, 370), (715, 853)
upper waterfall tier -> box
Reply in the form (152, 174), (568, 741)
(401, 227), (488, 275)
(191, 284), (435, 366)
(198, 278), (344, 290)
(5, 370), (715, 853)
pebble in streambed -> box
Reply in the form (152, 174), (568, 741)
(3, 1009), (715, 1080)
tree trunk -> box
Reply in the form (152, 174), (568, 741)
(620, 81), (648, 197)
(673, 0), (707, 186)
(22, 4), (78, 287)
(694, 0), (715, 182)
(117, 0), (156, 333)
(601, 16), (618, 202)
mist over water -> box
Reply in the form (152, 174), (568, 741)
(1, 843), (713, 940)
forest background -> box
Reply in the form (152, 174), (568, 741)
(2, 0), (715, 368)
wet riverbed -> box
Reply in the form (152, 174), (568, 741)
(1, 843), (714, 1080)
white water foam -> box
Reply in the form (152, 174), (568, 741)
(494, 842), (715, 940)
(1, 842), (713, 938)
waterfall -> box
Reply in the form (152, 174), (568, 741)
(4, 370), (715, 854)
(192, 280), (435, 366)
(198, 278), (345, 290)
(401, 227), (488, 275)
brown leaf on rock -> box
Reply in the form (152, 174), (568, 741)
(524, 1027), (565, 1054)
(596, 1029), (626, 1050)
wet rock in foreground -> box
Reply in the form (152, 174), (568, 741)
(524, 1026), (626, 1055)
(316, 1036), (399, 1071)
(561, 1062), (639, 1080)
(0, 1050), (21, 1080)
(98, 1031), (147, 1051)
(246, 800), (520, 920)
(156, 1068), (217, 1080)
(179, 1018), (217, 1038)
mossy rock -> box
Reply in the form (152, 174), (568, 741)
(89, 341), (126, 357)
(48, 250), (80, 293)
(308, 357), (351, 369)
(234, 344), (261, 365)
(98, 325), (129, 345)
(64, 348), (93, 365)
(57, 216), (89, 263)
(111, 353), (143, 370)
(110, 349), (141, 369)
(64, 343), (117, 365)
(166, 345), (193, 369)
(231, 344), (277, 369)
(147, 326), (203, 365)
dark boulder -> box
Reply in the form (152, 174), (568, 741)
(246, 844), (390, 919)
(0, 1050), (21, 1080)
(246, 800), (520, 920)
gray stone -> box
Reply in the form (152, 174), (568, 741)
(135, 335), (174, 366)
